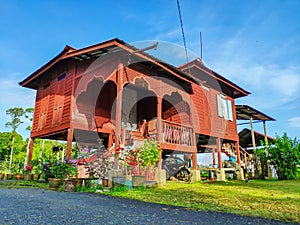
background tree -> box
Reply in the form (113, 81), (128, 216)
(23, 107), (34, 166)
(5, 107), (33, 172)
(267, 133), (300, 180)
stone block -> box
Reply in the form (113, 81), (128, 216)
(216, 169), (226, 181)
(190, 169), (201, 183)
(154, 168), (166, 187)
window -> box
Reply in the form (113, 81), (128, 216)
(57, 73), (66, 81)
(217, 94), (233, 121)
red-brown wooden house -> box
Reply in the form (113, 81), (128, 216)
(19, 38), (250, 181)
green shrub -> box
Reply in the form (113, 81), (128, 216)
(267, 133), (300, 180)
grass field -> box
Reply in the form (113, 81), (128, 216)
(1, 179), (299, 222)
(107, 180), (300, 223)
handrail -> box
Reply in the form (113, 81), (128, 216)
(162, 120), (193, 146)
(161, 119), (193, 129)
(239, 146), (251, 157)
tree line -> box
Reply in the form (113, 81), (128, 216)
(0, 107), (70, 174)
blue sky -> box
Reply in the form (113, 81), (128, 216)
(1, 0), (300, 140)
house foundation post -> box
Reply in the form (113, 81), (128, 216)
(28, 137), (35, 162)
(154, 96), (167, 184)
(66, 128), (73, 159)
(216, 137), (225, 181)
(113, 63), (124, 170)
(156, 97), (163, 168)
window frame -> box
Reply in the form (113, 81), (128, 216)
(217, 94), (233, 121)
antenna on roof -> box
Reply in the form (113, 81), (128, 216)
(132, 42), (158, 54)
(200, 32), (203, 61)
(176, 0), (191, 75)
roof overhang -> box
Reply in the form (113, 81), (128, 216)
(235, 105), (275, 121)
(178, 59), (250, 99)
(239, 128), (274, 149)
(19, 38), (197, 89)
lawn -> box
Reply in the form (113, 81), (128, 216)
(1, 179), (299, 222)
(107, 180), (300, 223)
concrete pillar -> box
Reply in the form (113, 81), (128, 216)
(216, 169), (226, 181)
(154, 168), (166, 187)
(190, 169), (201, 182)
(236, 167), (244, 180)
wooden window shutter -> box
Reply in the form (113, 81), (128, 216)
(226, 99), (233, 121)
(217, 95), (223, 118)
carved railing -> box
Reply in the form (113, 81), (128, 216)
(162, 120), (193, 146)
(239, 146), (251, 168)
(121, 119), (194, 147)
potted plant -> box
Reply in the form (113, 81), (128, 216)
(14, 162), (24, 180)
(23, 165), (33, 181)
(42, 158), (78, 191)
(124, 140), (160, 188)
(31, 159), (42, 181)
(0, 161), (5, 180)
(3, 160), (13, 180)
(41, 159), (62, 190)
(61, 159), (80, 192)
(9, 162), (20, 180)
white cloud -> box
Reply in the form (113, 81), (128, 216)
(288, 117), (300, 128)
(153, 28), (181, 42)
(204, 29), (300, 111)
(0, 77), (35, 137)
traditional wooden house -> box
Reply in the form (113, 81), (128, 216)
(19, 38), (250, 181)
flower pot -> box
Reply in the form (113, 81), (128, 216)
(63, 179), (77, 192)
(63, 178), (83, 192)
(132, 175), (145, 188)
(15, 174), (23, 180)
(102, 178), (109, 187)
(112, 176), (126, 187)
(32, 174), (40, 181)
(6, 174), (13, 180)
(48, 178), (62, 190)
(0, 173), (4, 180)
(23, 174), (32, 181)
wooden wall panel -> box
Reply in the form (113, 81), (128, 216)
(191, 83), (238, 141)
(32, 87), (42, 132)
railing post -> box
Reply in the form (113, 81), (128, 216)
(236, 140), (241, 164)
(157, 97), (162, 143)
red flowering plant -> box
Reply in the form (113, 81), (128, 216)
(24, 165), (32, 174)
(122, 140), (160, 176)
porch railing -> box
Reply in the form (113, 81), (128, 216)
(162, 120), (193, 146)
(121, 119), (194, 147)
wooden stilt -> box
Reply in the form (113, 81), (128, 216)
(115, 63), (123, 145)
(236, 140), (241, 164)
(157, 97), (162, 142)
(28, 137), (35, 162)
(250, 117), (256, 150)
(217, 138), (222, 169)
(66, 128), (73, 159)
(192, 151), (197, 170)
(212, 148), (216, 167)
(263, 121), (269, 147)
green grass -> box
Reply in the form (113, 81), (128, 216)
(0, 180), (49, 189)
(1, 179), (299, 222)
(105, 180), (300, 223)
